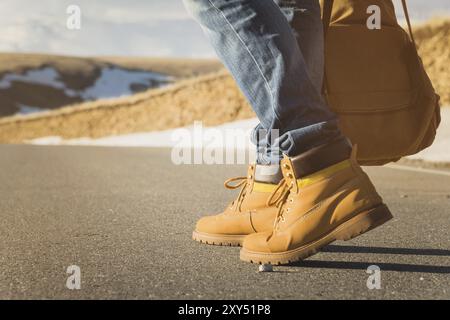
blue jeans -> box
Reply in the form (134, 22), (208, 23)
(183, 0), (345, 164)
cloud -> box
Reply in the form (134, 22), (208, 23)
(0, 0), (448, 58)
(0, 13), (64, 52)
(0, 0), (215, 57)
(101, 4), (191, 23)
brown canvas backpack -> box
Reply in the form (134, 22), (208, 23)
(320, 0), (441, 165)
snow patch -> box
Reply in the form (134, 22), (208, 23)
(16, 104), (48, 115)
(80, 67), (172, 100)
(29, 118), (260, 148)
(0, 66), (173, 102)
(407, 107), (450, 163)
(0, 67), (78, 97)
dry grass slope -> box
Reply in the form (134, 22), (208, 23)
(0, 71), (253, 143)
(96, 56), (223, 78)
(0, 53), (223, 79)
(414, 19), (450, 105)
(0, 53), (224, 116)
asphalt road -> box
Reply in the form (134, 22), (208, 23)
(0, 145), (449, 300)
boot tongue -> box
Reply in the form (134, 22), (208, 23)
(254, 164), (283, 184)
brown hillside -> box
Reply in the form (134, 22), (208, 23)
(0, 72), (252, 143)
(0, 53), (224, 116)
(0, 53), (223, 80)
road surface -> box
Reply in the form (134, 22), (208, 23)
(0, 145), (449, 299)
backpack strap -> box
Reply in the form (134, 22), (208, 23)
(321, 0), (334, 94)
(401, 0), (417, 47)
(322, 0), (334, 38)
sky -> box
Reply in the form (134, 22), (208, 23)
(0, 0), (449, 58)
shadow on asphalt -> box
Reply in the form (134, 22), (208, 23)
(322, 244), (450, 257)
(280, 245), (450, 274)
(285, 260), (450, 274)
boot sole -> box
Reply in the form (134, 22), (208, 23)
(192, 231), (246, 247)
(240, 204), (393, 265)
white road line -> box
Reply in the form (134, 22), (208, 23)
(386, 164), (450, 177)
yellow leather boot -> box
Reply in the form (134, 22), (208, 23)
(193, 163), (282, 246)
(240, 142), (393, 264)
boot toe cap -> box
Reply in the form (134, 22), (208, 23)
(242, 232), (272, 253)
(195, 215), (221, 234)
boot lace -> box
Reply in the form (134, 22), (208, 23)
(266, 177), (295, 228)
(224, 176), (249, 212)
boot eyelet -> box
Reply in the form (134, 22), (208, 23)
(281, 217), (286, 222)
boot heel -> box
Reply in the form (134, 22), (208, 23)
(335, 204), (393, 241)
